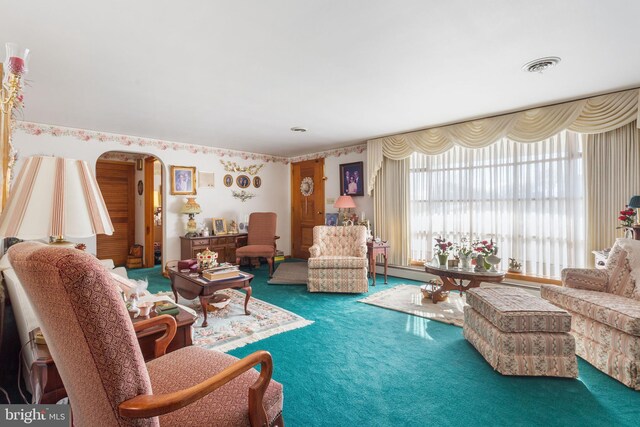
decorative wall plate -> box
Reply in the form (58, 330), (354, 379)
(137, 180), (143, 195)
(253, 176), (262, 188)
(236, 175), (250, 188)
(223, 174), (233, 187)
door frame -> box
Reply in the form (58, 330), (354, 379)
(144, 157), (162, 267)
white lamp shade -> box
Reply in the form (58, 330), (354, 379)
(0, 156), (114, 239)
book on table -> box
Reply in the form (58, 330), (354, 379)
(202, 266), (241, 281)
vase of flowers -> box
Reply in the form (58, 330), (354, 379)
(618, 206), (636, 228)
(434, 236), (453, 266)
(473, 239), (498, 270)
(456, 239), (473, 270)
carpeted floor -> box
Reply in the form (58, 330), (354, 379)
(128, 262), (640, 427)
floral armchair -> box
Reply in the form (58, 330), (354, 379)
(307, 225), (368, 293)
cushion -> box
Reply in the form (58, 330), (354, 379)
(236, 245), (276, 257)
(466, 287), (571, 333)
(541, 285), (640, 336)
(308, 256), (368, 269)
(147, 346), (283, 426)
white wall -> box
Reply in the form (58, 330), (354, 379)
(323, 151), (373, 226)
(11, 129), (292, 263)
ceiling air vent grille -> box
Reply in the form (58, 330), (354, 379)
(522, 57), (561, 73)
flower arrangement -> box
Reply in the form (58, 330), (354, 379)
(456, 238), (473, 258)
(473, 239), (498, 256)
(618, 206), (636, 228)
(433, 236), (453, 255)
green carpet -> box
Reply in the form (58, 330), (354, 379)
(128, 262), (640, 426)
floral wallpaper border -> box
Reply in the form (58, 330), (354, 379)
(15, 121), (368, 163)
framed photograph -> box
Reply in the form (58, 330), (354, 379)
(236, 174), (250, 188)
(253, 176), (262, 188)
(170, 166), (197, 195)
(212, 218), (227, 235)
(339, 161), (364, 196)
(223, 174), (233, 187)
(325, 213), (338, 226)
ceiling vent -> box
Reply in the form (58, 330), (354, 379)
(522, 57), (561, 73)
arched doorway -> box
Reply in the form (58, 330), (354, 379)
(95, 151), (164, 267)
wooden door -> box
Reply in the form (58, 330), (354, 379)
(96, 161), (135, 265)
(144, 157), (157, 267)
(291, 159), (325, 259)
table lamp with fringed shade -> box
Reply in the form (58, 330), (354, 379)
(334, 195), (356, 224)
(0, 156), (114, 244)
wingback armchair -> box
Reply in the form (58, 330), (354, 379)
(9, 242), (284, 426)
(236, 212), (279, 278)
(541, 238), (640, 390)
(307, 225), (368, 293)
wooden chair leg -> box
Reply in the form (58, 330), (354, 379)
(267, 258), (273, 278)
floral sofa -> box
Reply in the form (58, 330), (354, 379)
(307, 225), (368, 293)
(541, 238), (640, 390)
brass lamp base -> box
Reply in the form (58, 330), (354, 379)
(48, 236), (75, 247)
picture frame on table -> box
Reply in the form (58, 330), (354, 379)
(170, 166), (197, 195)
(339, 161), (364, 196)
(325, 213), (338, 226)
(212, 218), (228, 235)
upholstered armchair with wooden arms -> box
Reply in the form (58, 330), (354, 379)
(9, 242), (284, 426)
(236, 212), (279, 278)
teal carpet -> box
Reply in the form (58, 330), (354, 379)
(127, 262), (640, 426)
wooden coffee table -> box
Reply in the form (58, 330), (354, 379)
(169, 268), (254, 327)
(424, 264), (505, 303)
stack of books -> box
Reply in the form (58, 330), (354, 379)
(274, 250), (285, 262)
(155, 301), (179, 316)
(202, 264), (242, 281)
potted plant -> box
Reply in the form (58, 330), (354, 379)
(456, 239), (473, 270)
(473, 239), (498, 271)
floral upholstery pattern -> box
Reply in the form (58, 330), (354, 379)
(561, 268), (608, 292)
(463, 307), (578, 378)
(307, 226), (368, 293)
(466, 287), (571, 333)
(541, 286), (640, 336)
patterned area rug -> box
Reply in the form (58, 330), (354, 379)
(161, 289), (313, 352)
(267, 262), (308, 285)
(358, 284), (466, 327)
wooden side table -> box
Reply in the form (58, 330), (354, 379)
(367, 241), (390, 286)
(28, 306), (196, 404)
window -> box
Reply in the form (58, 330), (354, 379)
(409, 131), (585, 278)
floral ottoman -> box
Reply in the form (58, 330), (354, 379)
(463, 286), (578, 377)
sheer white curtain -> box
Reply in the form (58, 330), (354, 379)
(410, 131), (585, 278)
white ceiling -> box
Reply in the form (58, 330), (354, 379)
(3, 1), (639, 156)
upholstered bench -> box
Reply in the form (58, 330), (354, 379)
(463, 286), (578, 378)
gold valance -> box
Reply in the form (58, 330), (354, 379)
(367, 89), (640, 194)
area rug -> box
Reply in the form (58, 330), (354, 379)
(358, 284), (466, 327)
(267, 261), (308, 285)
(159, 289), (313, 352)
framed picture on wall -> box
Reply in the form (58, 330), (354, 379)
(170, 166), (197, 195)
(339, 161), (364, 196)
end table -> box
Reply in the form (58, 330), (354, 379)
(367, 241), (390, 285)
